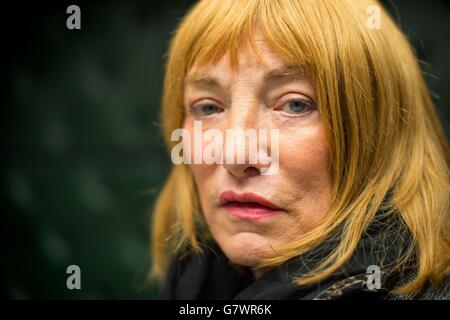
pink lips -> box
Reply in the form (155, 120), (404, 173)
(219, 191), (282, 220)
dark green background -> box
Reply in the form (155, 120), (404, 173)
(1, 0), (449, 299)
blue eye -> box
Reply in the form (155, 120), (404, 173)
(287, 100), (309, 113)
(201, 104), (220, 115)
(190, 103), (223, 117)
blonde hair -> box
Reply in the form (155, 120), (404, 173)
(151, 0), (450, 295)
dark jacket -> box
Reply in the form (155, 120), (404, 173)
(160, 217), (417, 300)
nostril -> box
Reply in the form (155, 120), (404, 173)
(244, 167), (260, 177)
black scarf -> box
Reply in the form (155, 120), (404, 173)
(160, 215), (415, 300)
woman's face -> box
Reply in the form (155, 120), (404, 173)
(183, 36), (333, 272)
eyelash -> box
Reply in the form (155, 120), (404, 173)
(275, 97), (316, 117)
(188, 102), (224, 118)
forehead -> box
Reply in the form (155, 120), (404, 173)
(187, 37), (287, 78)
(185, 38), (307, 90)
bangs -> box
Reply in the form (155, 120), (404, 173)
(182, 0), (323, 75)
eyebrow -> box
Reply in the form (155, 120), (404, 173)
(184, 75), (222, 89)
(184, 65), (306, 90)
(262, 65), (306, 82)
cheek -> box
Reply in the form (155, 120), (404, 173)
(280, 125), (332, 190)
(189, 161), (218, 214)
(182, 121), (210, 188)
(277, 125), (332, 231)
(190, 163), (210, 193)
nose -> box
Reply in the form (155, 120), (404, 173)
(221, 105), (272, 179)
(223, 160), (262, 179)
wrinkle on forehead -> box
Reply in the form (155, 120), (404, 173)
(187, 34), (302, 82)
(189, 30), (282, 73)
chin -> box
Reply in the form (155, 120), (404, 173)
(216, 232), (275, 267)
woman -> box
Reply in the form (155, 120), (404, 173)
(151, 0), (450, 299)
